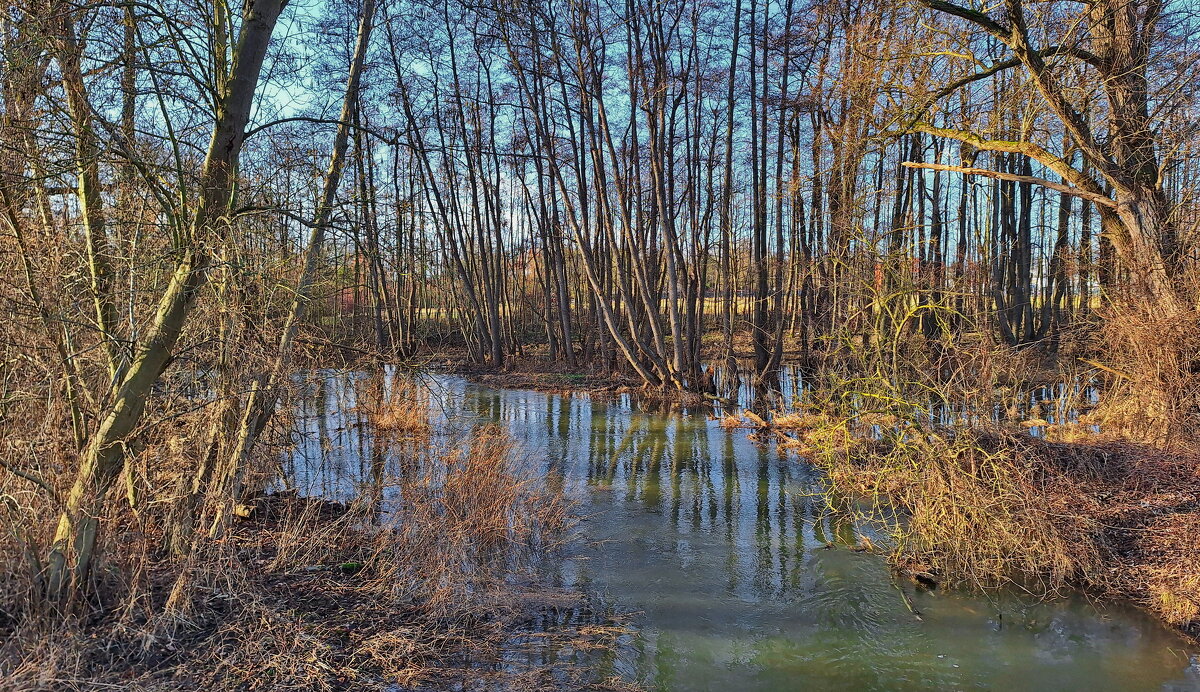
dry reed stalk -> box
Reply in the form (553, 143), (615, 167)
(1, 378), (623, 690)
(781, 405), (1200, 640)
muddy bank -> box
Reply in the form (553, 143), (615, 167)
(446, 356), (654, 399)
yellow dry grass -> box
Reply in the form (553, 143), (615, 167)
(777, 408), (1200, 640)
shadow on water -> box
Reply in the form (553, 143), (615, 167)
(282, 369), (1200, 692)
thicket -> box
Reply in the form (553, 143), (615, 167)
(2, 0), (1199, 682)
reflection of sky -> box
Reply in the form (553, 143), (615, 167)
(284, 370), (1199, 692)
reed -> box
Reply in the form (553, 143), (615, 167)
(770, 398), (1200, 639)
(0, 376), (615, 690)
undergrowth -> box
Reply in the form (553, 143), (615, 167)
(1, 378), (631, 691)
(753, 401), (1200, 641)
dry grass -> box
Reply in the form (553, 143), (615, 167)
(773, 407), (1200, 640)
(1092, 302), (1200, 444)
(1, 390), (630, 691)
(360, 380), (433, 436)
(362, 425), (569, 611)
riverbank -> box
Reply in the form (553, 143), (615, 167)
(1, 425), (633, 691)
(737, 410), (1200, 644)
(449, 357), (643, 398)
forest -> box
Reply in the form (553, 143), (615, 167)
(2, 0), (1200, 689)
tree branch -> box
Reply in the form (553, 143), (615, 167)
(908, 122), (1108, 197)
(1001, 0), (1115, 176)
(1, 460), (66, 510)
(924, 45), (1103, 107)
(917, 0), (1117, 183)
(916, 0), (1010, 39)
(243, 116), (394, 143)
(901, 162), (1117, 208)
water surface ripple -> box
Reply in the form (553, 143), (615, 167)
(285, 371), (1200, 692)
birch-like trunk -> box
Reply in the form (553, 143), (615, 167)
(207, 0), (377, 536)
(46, 0), (288, 598)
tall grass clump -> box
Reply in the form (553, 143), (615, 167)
(361, 376), (434, 437)
(0, 365), (604, 690)
(1091, 300), (1200, 445)
(361, 424), (569, 610)
(775, 403), (1100, 594)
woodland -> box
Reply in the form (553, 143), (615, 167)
(2, 0), (1199, 688)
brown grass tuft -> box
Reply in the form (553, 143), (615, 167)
(361, 380), (433, 436)
(1093, 302), (1200, 445)
(1, 386), (623, 690)
(788, 410), (1200, 639)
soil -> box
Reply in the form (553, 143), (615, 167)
(449, 359), (642, 398)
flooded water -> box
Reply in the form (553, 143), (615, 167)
(284, 370), (1200, 691)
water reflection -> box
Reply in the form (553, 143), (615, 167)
(285, 370), (1199, 692)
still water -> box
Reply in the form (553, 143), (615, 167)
(284, 370), (1199, 691)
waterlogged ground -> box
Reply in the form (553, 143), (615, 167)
(284, 370), (1200, 691)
